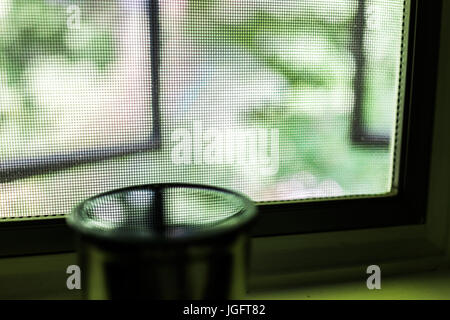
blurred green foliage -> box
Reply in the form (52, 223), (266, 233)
(0, 0), (116, 115)
(0, 0), (67, 86)
(184, 0), (399, 193)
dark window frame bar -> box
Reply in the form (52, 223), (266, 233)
(351, 0), (391, 148)
(0, 0), (442, 257)
(0, 0), (161, 183)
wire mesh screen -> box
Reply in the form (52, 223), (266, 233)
(0, 0), (154, 161)
(0, 0), (408, 218)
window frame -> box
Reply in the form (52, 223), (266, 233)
(0, 0), (443, 258)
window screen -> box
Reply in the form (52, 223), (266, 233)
(0, 0), (408, 218)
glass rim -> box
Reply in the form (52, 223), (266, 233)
(67, 183), (257, 244)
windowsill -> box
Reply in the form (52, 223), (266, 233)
(248, 268), (450, 300)
(0, 222), (448, 300)
(0, 249), (448, 300)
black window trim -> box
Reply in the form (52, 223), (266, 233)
(0, 0), (442, 257)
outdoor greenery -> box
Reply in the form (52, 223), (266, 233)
(0, 0), (116, 158)
(181, 0), (403, 195)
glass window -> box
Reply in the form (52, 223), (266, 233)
(0, 0), (409, 218)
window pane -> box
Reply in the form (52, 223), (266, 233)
(0, 0), (408, 218)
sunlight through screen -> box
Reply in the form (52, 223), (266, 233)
(0, 0), (408, 218)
